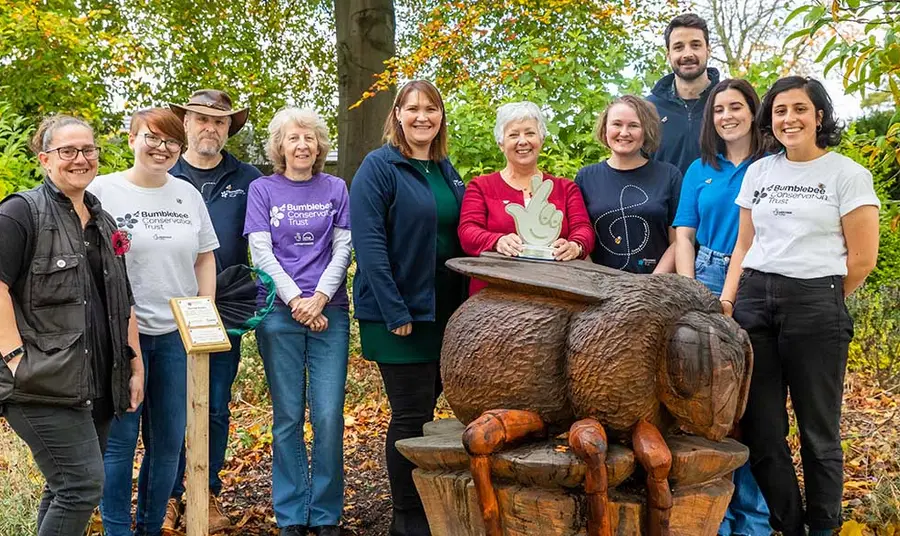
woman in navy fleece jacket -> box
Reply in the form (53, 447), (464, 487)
(349, 80), (466, 536)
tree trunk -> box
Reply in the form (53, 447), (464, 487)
(334, 0), (396, 184)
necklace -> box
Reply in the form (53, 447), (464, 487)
(413, 159), (431, 175)
(500, 169), (534, 194)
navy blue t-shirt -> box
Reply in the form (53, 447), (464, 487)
(575, 160), (683, 273)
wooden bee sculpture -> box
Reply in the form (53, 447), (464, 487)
(441, 254), (753, 536)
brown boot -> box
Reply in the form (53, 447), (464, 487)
(161, 498), (182, 534)
(208, 492), (232, 533)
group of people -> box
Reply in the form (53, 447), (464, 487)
(0, 11), (881, 536)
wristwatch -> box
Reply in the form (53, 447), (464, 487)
(2, 346), (24, 364)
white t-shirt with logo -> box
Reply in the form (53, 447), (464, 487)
(88, 172), (220, 335)
(735, 152), (880, 279)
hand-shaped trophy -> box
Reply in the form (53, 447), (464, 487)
(505, 175), (564, 260)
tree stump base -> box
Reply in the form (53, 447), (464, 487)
(396, 419), (748, 536)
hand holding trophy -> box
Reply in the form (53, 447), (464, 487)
(504, 175), (564, 260)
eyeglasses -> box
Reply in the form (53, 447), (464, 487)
(43, 146), (101, 161)
(143, 133), (183, 152)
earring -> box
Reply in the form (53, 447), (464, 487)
(816, 124), (822, 132)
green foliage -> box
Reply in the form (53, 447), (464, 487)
(440, 6), (670, 180)
(846, 283), (900, 390)
(0, 0), (141, 125)
(0, 100), (41, 196)
(838, 126), (900, 286)
(791, 1), (900, 98)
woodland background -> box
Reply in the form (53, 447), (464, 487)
(1, 1), (899, 534)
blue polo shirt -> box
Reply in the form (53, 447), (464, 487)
(672, 155), (753, 254)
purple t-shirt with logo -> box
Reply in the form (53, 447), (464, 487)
(244, 173), (350, 307)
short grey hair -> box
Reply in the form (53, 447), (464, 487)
(493, 101), (549, 145)
(266, 107), (331, 175)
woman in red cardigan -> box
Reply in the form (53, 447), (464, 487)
(458, 101), (595, 294)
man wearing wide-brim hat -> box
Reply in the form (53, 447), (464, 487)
(164, 89), (262, 533)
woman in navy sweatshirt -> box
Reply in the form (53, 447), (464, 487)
(349, 80), (466, 536)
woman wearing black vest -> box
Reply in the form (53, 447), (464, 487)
(0, 115), (144, 536)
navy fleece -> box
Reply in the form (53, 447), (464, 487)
(350, 144), (465, 330)
(646, 67), (721, 175)
(170, 151), (262, 272)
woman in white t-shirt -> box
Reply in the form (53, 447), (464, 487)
(720, 77), (880, 536)
(88, 108), (219, 536)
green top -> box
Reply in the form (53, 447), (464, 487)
(358, 160), (463, 364)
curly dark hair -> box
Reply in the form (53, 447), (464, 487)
(757, 76), (842, 150)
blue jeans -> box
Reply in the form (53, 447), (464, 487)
(101, 331), (187, 536)
(695, 245), (731, 296)
(172, 333), (243, 498)
(256, 305), (350, 528)
(695, 247), (772, 536)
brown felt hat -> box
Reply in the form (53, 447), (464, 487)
(169, 89), (249, 137)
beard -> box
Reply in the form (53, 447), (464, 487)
(671, 59), (707, 82)
(188, 135), (225, 156)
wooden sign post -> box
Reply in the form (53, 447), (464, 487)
(170, 297), (232, 536)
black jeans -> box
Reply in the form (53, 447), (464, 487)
(3, 400), (113, 536)
(734, 269), (853, 535)
(378, 362), (442, 536)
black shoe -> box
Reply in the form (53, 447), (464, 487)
(312, 526), (341, 536)
(281, 525), (309, 536)
(389, 507), (431, 536)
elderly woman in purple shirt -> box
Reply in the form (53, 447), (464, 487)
(243, 107), (351, 536)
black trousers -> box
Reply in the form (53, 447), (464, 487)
(378, 362), (442, 536)
(734, 269), (853, 535)
(3, 400), (113, 536)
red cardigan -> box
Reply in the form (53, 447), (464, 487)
(458, 172), (595, 294)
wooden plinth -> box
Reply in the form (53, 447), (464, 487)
(397, 419), (748, 536)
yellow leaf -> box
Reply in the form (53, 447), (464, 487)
(890, 76), (900, 107)
(840, 519), (867, 536)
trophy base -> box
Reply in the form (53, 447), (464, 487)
(518, 245), (556, 260)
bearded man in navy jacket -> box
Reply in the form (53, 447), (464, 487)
(165, 89), (262, 532)
(646, 13), (720, 174)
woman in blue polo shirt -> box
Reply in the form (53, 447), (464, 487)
(672, 78), (769, 536)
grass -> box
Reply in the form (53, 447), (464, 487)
(0, 420), (42, 535)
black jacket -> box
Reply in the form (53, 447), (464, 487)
(0, 179), (134, 415)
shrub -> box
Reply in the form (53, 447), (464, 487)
(839, 126), (900, 286)
(0, 101), (42, 196)
(846, 283), (900, 390)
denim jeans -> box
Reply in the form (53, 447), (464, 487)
(378, 361), (442, 536)
(172, 333), (243, 499)
(735, 269), (853, 535)
(101, 331), (187, 536)
(3, 403), (106, 536)
(694, 247), (772, 536)
(695, 245), (731, 296)
(256, 305), (349, 528)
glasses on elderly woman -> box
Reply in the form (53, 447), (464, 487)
(43, 146), (102, 161)
(143, 133), (183, 153)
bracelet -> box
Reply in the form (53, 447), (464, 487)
(720, 299), (735, 307)
(2, 346), (24, 364)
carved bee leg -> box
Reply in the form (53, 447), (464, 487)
(632, 420), (673, 536)
(568, 418), (612, 536)
(462, 409), (547, 536)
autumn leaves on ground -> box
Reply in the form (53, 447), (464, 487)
(1, 336), (899, 535)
